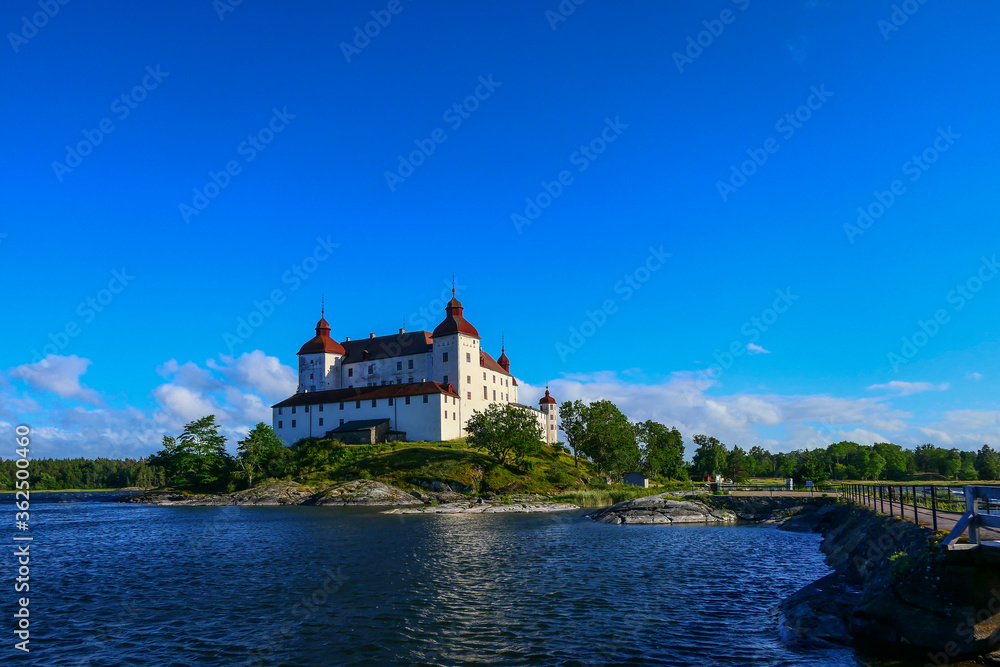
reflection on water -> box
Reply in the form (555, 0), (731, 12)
(15, 500), (919, 666)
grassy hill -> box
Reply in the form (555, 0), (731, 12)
(282, 438), (677, 506)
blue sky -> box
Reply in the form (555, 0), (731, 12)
(2, 0), (999, 457)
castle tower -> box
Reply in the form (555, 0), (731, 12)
(539, 386), (558, 444)
(296, 309), (345, 393)
(432, 288), (481, 417)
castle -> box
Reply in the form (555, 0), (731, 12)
(271, 291), (559, 445)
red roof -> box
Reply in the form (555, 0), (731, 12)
(297, 315), (346, 355)
(480, 349), (509, 376)
(539, 388), (556, 404)
(497, 347), (510, 372)
(272, 380), (459, 408)
(432, 296), (480, 338)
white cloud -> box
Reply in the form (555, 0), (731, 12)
(966, 372), (984, 381)
(746, 343), (770, 355)
(10, 355), (103, 405)
(1, 351), (298, 458)
(866, 381), (949, 396)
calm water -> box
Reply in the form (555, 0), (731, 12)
(7, 498), (912, 666)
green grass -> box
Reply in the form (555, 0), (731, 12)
(294, 438), (602, 496)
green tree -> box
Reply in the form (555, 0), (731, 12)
(637, 421), (684, 480)
(236, 423), (286, 487)
(466, 403), (543, 466)
(976, 445), (1000, 481)
(690, 435), (727, 480)
(725, 445), (750, 482)
(559, 400), (586, 468)
(151, 416), (232, 490)
(577, 400), (639, 481)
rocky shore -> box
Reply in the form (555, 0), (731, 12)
(587, 492), (835, 526)
(384, 500), (580, 514)
(778, 504), (1000, 663)
(116, 480), (577, 513)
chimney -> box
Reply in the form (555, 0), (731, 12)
(345, 337), (351, 341)
(369, 333), (376, 339)
(445, 383), (454, 394)
(398, 328), (405, 334)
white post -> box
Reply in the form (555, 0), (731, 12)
(966, 486), (979, 546)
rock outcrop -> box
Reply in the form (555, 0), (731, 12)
(589, 494), (737, 525)
(779, 504), (1000, 662)
(312, 480), (423, 506)
(384, 500), (579, 514)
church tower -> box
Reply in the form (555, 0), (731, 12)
(296, 309), (345, 393)
(539, 386), (558, 444)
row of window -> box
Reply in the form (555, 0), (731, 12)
(278, 405), (326, 415)
(278, 418), (349, 429)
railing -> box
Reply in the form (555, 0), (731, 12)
(839, 483), (1000, 549)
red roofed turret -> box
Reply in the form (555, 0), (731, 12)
(432, 289), (480, 339)
(539, 387), (556, 404)
(497, 344), (510, 372)
(297, 309), (346, 355)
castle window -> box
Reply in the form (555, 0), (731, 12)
(466, 375), (470, 385)
(408, 360), (414, 369)
(310, 373), (314, 380)
(408, 377), (414, 383)
(278, 408), (282, 415)
(467, 392), (471, 400)
(483, 386), (487, 399)
(444, 410), (447, 418)
(388, 398), (393, 406)
(319, 404), (324, 412)
(371, 399), (377, 407)
(339, 402), (344, 410)
(397, 361), (402, 370)
(319, 418), (324, 426)
(292, 407), (296, 414)
(310, 386), (315, 392)
(348, 368), (354, 378)
(443, 352), (449, 362)
(339, 419), (344, 426)
(453, 413), (457, 421)
(466, 353), (471, 362)
(493, 390), (496, 400)
(423, 395), (428, 403)
(405, 396), (411, 405)
(368, 364), (374, 374)
(443, 375), (448, 385)
(493, 375), (496, 383)
(304, 406), (309, 413)
(278, 421), (283, 428)
(483, 372), (486, 380)
(355, 400), (361, 408)
(291, 420), (296, 427)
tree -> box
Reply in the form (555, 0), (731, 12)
(976, 445), (1000, 481)
(690, 435), (727, 480)
(236, 423), (286, 487)
(151, 416), (232, 490)
(725, 445), (750, 482)
(560, 400), (586, 468)
(637, 421), (684, 480)
(577, 400), (639, 482)
(867, 451), (886, 481)
(466, 403), (543, 466)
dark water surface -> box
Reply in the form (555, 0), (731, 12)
(10, 499), (919, 666)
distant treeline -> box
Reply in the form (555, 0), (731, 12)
(0, 457), (163, 491)
(685, 438), (999, 483)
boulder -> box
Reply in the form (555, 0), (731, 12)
(589, 494), (736, 525)
(385, 501), (579, 515)
(311, 480), (423, 506)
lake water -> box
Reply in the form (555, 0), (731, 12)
(8, 497), (917, 666)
